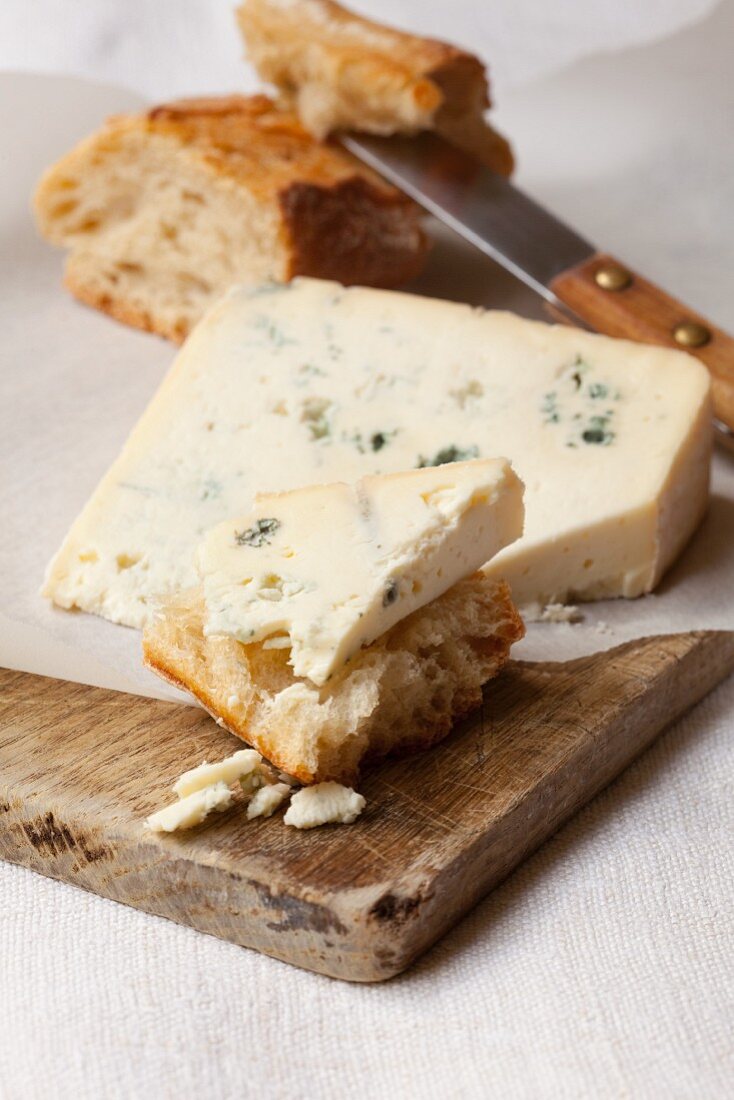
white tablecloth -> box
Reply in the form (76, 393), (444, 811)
(1, 1), (733, 1096)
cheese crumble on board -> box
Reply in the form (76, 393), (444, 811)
(173, 748), (263, 797)
(145, 782), (233, 833)
(247, 783), (292, 819)
(143, 749), (366, 831)
(284, 782), (366, 828)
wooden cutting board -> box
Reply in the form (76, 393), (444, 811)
(2, 630), (733, 982)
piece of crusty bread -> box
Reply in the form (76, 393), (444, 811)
(237, 0), (514, 173)
(143, 574), (523, 784)
(34, 94), (428, 343)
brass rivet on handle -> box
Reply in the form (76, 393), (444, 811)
(673, 321), (711, 348)
(594, 262), (632, 291)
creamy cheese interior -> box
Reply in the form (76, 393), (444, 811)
(43, 278), (712, 626)
(198, 458), (523, 685)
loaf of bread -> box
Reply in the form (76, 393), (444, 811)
(34, 95), (428, 342)
(143, 574), (523, 784)
(237, 0), (513, 173)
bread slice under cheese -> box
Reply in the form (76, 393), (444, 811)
(143, 574), (523, 784)
(33, 94), (427, 343)
(237, 0), (513, 173)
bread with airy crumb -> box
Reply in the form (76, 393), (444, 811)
(143, 574), (523, 784)
(34, 95), (428, 343)
(237, 0), (513, 173)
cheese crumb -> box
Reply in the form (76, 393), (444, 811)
(173, 748), (262, 798)
(522, 602), (583, 624)
(145, 782), (232, 833)
(247, 782), (292, 820)
(284, 782), (366, 829)
(240, 770), (268, 799)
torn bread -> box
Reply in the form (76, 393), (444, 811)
(143, 574), (523, 785)
(33, 94), (428, 343)
(237, 0), (513, 173)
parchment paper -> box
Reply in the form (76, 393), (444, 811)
(2, 70), (733, 705)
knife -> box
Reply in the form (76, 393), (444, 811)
(342, 131), (734, 435)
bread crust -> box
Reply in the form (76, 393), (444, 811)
(142, 576), (524, 784)
(278, 174), (427, 285)
(143, 94), (416, 201)
(63, 261), (189, 344)
(237, 0), (513, 173)
(35, 94), (427, 341)
(238, 0), (488, 113)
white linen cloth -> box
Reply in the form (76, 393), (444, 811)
(1, 1), (733, 1097)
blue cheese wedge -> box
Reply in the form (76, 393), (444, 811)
(43, 279), (711, 624)
(198, 459), (523, 685)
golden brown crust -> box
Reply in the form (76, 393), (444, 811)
(145, 95), (428, 288)
(433, 112), (514, 177)
(142, 578), (524, 784)
(36, 93), (428, 341)
(63, 262), (189, 344)
(146, 94), (426, 286)
(279, 175), (428, 286)
(238, 0), (489, 111)
(143, 650), (315, 782)
(237, 0), (512, 173)
(142, 94), (404, 199)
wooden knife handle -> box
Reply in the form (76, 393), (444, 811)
(550, 253), (734, 432)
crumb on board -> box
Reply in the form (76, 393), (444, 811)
(247, 782), (292, 819)
(284, 782), (366, 829)
(144, 750), (366, 832)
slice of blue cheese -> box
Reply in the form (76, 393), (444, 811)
(198, 459), (524, 686)
(42, 279), (712, 625)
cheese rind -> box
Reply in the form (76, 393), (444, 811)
(198, 459), (523, 685)
(43, 279), (712, 623)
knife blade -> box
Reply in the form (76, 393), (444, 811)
(343, 131), (592, 310)
(342, 130), (734, 434)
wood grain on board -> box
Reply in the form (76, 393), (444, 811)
(1, 630), (733, 982)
